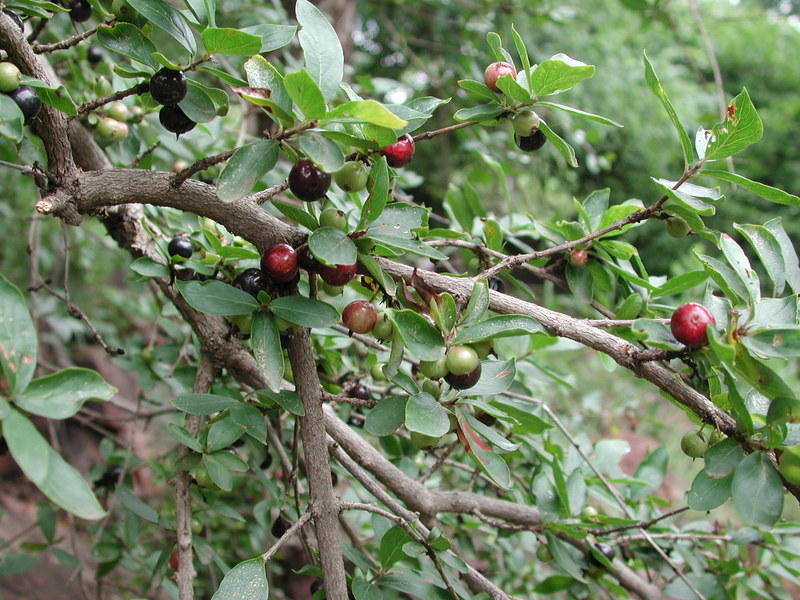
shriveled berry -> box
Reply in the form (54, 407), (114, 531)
(342, 300), (378, 334)
(159, 105), (195, 135)
(150, 67), (187, 106)
(484, 61), (517, 93)
(288, 158), (331, 202)
(8, 86), (41, 125)
(516, 130), (547, 152)
(380, 133), (415, 168)
(670, 303), (715, 348)
(319, 262), (357, 286)
(261, 243), (298, 283)
(168, 235), (193, 259)
(233, 268), (268, 297)
(444, 362), (482, 390)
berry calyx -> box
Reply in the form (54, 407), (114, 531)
(0, 62), (21, 93)
(516, 130), (548, 152)
(665, 215), (691, 238)
(9, 86), (41, 125)
(511, 110), (540, 137)
(319, 262), (357, 286)
(288, 158), (331, 202)
(568, 249), (589, 268)
(334, 161), (369, 192)
(319, 207), (348, 232)
(380, 133), (415, 168)
(159, 105), (196, 136)
(484, 61), (517, 93)
(167, 235), (193, 259)
(232, 268), (268, 298)
(261, 243), (299, 283)
(680, 431), (708, 458)
(69, 0), (92, 22)
(149, 67), (187, 106)
(342, 300), (378, 334)
(446, 345), (479, 376)
(444, 362), (482, 390)
(96, 117), (128, 142)
(670, 302), (715, 348)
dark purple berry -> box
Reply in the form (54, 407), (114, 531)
(516, 130), (547, 152)
(9, 86), (41, 125)
(4, 10), (24, 31)
(69, 0), (92, 22)
(168, 235), (193, 259)
(149, 67), (186, 106)
(288, 158), (331, 202)
(347, 416), (365, 428)
(444, 363), (482, 390)
(488, 277), (504, 293)
(350, 384), (370, 401)
(159, 105), (195, 135)
(87, 45), (103, 64)
(233, 268), (268, 297)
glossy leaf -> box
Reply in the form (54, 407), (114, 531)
(270, 296), (339, 328)
(458, 414), (512, 489)
(283, 69), (327, 120)
(172, 393), (241, 415)
(5, 409), (105, 520)
(14, 368), (116, 419)
(405, 393), (450, 437)
(179, 81), (217, 123)
(217, 139), (279, 203)
(358, 156), (389, 229)
(720, 233), (760, 305)
(454, 315), (545, 344)
(296, 0), (343, 102)
(705, 89), (763, 161)
(127, 0), (196, 57)
(308, 227), (357, 267)
(735, 223), (785, 295)
(643, 51), (693, 167)
(0, 274), (37, 395)
(531, 54), (594, 97)
(365, 396), (406, 437)
(240, 24), (297, 53)
(537, 101), (623, 127)
(539, 120), (577, 167)
(298, 132), (344, 173)
(459, 280), (489, 327)
(176, 280), (259, 315)
(202, 27), (261, 56)
(704, 439), (744, 479)
(731, 452), (783, 528)
(387, 309), (444, 361)
(326, 100), (407, 129)
(251, 312), (283, 393)
(703, 169), (800, 206)
(211, 557), (268, 600)
(765, 218), (800, 294)
(467, 359), (516, 396)
(96, 23), (159, 69)
(687, 469), (732, 511)
(379, 526), (413, 569)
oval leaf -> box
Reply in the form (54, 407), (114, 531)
(270, 296), (339, 328)
(296, 0), (343, 102)
(308, 227), (357, 267)
(202, 27), (262, 56)
(387, 309), (444, 361)
(0, 274), (37, 395)
(217, 139), (279, 203)
(176, 280), (259, 315)
(14, 368), (116, 419)
(251, 312), (283, 393)
(731, 452), (784, 528)
(405, 393), (450, 437)
(211, 557), (269, 600)
(172, 393), (242, 415)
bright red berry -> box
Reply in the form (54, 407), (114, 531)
(262, 243), (298, 282)
(568, 249), (588, 267)
(484, 61), (517, 93)
(670, 303), (715, 348)
(380, 133), (415, 168)
(319, 262), (357, 286)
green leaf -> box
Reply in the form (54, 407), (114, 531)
(687, 469), (732, 511)
(326, 100), (407, 129)
(705, 89), (763, 161)
(20, 79), (76, 116)
(454, 315), (545, 344)
(366, 203), (427, 240)
(405, 393), (450, 437)
(735, 223), (786, 295)
(211, 557), (268, 600)
(176, 280), (259, 315)
(653, 177), (721, 215)
(283, 69), (327, 120)
(379, 526), (413, 569)
(118, 488), (159, 523)
(511, 24), (532, 89)
(96, 23), (159, 69)
(255, 388), (304, 416)
(202, 452), (233, 490)
(251, 312), (283, 393)
(206, 414), (244, 452)
(652, 270), (709, 298)
(537, 102), (623, 127)
(539, 120), (577, 167)
(453, 104), (506, 122)
(387, 309), (444, 361)
(359, 156), (390, 229)
(172, 393), (241, 415)
(703, 169), (799, 206)
(14, 368), (116, 419)
(178, 80), (217, 124)
(230, 403), (267, 444)
(0, 274), (37, 395)
(495, 73), (532, 103)
(5, 409), (105, 520)
(457, 78), (498, 101)
(201, 27), (261, 56)
(273, 200), (319, 232)
(130, 256), (170, 279)
(731, 452), (783, 528)
(167, 423), (203, 453)
(352, 575), (385, 600)
(742, 328), (800, 360)
(241, 24), (297, 53)
(467, 359), (516, 396)
(308, 227), (357, 267)
(296, 0), (343, 103)
(765, 218), (800, 294)
(643, 51), (693, 167)
(127, 0), (196, 57)
(366, 396), (406, 437)
(270, 296), (339, 328)
(241, 56), (294, 126)
(531, 54), (594, 97)
(217, 139), (279, 203)
(298, 132), (344, 173)
(458, 415), (512, 489)
(704, 438), (744, 479)
(719, 233), (760, 304)
(459, 280), (489, 327)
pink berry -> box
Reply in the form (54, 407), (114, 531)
(261, 243), (298, 282)
(670, 303), (715, 348)
(484, 61), (517, 93)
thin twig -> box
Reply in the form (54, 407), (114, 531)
(74, 82), (150, 117)
(32, 25), (99, 53)
(262, 512), (313, 562)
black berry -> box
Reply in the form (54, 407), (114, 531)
(288, 158), (331, 202)
(516, 130), (547, 152)
(168, 235), (193, 259)
(9, 86), (41, 126)
(159, 105), (196, 135)
(69, 0), (92, 22)
(488, 277), (504, 293)
(271, 515), (291, 538)
(87, 45), (103, 64)
(149, 68), (187, 106)
(233, 268), (268, 297)
(350, 384), (371, 401)
(444, 362), (482, 390)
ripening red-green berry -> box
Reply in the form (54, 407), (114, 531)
(96, 117), (128, 142)
(342, 300), (378, 334)
(484, 61), (516, 93)
(568, 249), (589, 267)
(261, 243), (299, 282)
(446, 345), (480, 376)
(511, 110), (540, 137)
(444, 362), (482, 390)
(319, 262), (357, 286)
(670, 303), (715, 348)
(380, 133), (415, 168)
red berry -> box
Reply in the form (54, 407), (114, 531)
(350, 384), (371, 401)
(289, 158), (331, 202)
(319, 262), (357, 286)
(261, 243), (298, 282)
(670, 302), (715, 348)
(484, 61), (517, 93)
(233, 268), (268, 297)
(342, 300), (378, 334)
(568, 249), (588, 267)
(380, 133), (415, 168)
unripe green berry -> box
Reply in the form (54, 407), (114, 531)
(107, 101), (129, 121)
(446, 345), (479, 376)
(511, 109), (540, 137)
(0, 62), (21, 93)
(334, 161), (369, 193)
(371, 362), (387, 381)
(419, 356), (448, 379)
(665, 215), (691, 238)
(372, 312), (393, 341)
(319, 207), (348, 232)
